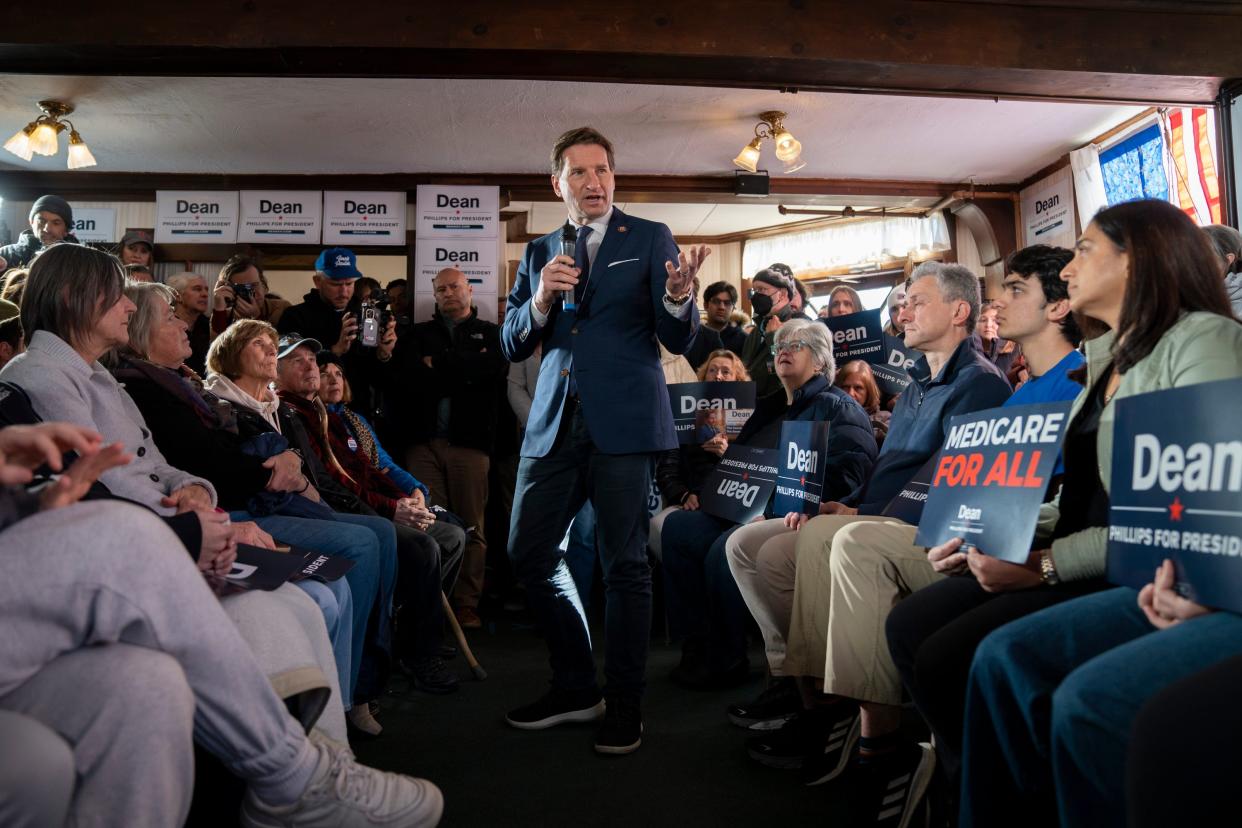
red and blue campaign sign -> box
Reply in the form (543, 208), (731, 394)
(700, 444), (781, 524)
(773, 421), (831, 516)
(823, 309), (884, 365)
(667, 381), (756, 444)
(1106, 378), (1242, 613)
(915, 401), (1073, 562)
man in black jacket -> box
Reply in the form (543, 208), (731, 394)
(380, 267), (507, 629)
(0, 195), (79, 275)
(276, 248), (395, 413)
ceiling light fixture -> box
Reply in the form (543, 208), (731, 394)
(3, 100), (97, 169)
(732, 110), (806, 175)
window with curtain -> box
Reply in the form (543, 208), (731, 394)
(741, 215), (950, 278)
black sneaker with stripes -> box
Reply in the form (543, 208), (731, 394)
(802, 712), (862, 786)
(859, 742), (936, 828)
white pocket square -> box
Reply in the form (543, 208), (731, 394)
(607, 258), (640, 268)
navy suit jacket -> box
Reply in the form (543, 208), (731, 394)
(501, 208), (698, 458)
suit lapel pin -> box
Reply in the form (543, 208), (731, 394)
(618, 226), (627, 233)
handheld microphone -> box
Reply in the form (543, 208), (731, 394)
(560, 222), (578, 312)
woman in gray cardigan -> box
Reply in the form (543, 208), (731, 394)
(0, 243), (354, 744)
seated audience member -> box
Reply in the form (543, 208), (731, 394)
(0, 195), (77, 273)
(117, 229), (154, 268)
(1203, 222), (1242, 317)
(740, 268), (799, 400)
(317, 349), (466, 590)
(113, 282), (403, 724)
(662, 321), (876, 689)
(124, 263), (153, 283)
(701, 280), (747, 355)
(0, 423), (443, 827)
(212, 254), (292, 335)
(833, 360), (889, 446)
(1126, 654), (1242, 828)
(0, 245), (359, 746)
(818, 284), (864, 318)
(883, 284), (907, 337)
(650, 349), (751, 559)
(899, 200), (1242, 828)
(1, 268), (27, 305)
(0, 299), (23, 370)
(977, 302), (1020, 383)
(380, 266), (505, 630)
(275, 335), (462, 693)
(729, 264), (1011, 802)
(166, 271), (213, 375)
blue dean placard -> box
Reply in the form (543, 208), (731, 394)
(1106, 378), (1242, 613)
(914, 400), (1073, 562)
(772, 420), (832, 516)
(880, 454), (939, 525)
(872, 333), (917, 396)
(667, 381), (756, 444)
(823, 309), (884, 365)
(699, 445), (781, 524)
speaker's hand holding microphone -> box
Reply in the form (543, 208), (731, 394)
(533, 221), (582, 316)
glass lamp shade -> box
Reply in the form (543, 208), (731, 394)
(67, 137), (97, 169)
(774, 134), (802, 163)
(782, 153), (807, 174)
(3, 125), (34, 161)
(29, 122), (61, 156)
(733, 139), (762, 173)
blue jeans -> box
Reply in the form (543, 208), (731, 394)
(234, 511), (397, 705)
(660, 509), (749, 670)
(962, 587), (1242, 828)
(508, 403), (655, 699)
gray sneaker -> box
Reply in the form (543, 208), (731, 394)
(240, 739), (443, 827)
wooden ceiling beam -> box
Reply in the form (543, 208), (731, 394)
(0, 2), (1237, 104)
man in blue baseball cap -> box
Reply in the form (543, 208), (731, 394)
(277, 247), (369, 356)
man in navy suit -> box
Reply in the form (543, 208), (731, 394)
(501, 127), (710, 755)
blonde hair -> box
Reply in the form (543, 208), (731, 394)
(695, 349), (751, 381)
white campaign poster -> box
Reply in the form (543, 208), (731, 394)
(155, 191), (239, 244)
(415, 185), (500, 239)
(238, 191), (322, 244)
(1020, 167), (1076, 250)
(71, 207), (116, 243)
(322, 191), (407, 246)
(411, 237), (501, 324)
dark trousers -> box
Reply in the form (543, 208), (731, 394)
(1127, 654), (1242, 828)
(507, 401), (655, 699)
(394, 521), (465, 662)
(659, 510), (749, 670)
(884, 575), (1104, 783)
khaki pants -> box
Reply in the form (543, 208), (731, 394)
(823, 520), (942, 705)
(784, 518), (938, 700)
(406, 439), (491, 609)
(724, 518), (801, 676)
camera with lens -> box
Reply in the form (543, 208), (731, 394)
(231, 282), (258, 303)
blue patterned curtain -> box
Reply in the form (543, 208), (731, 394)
(1099, 124), (1169, 205)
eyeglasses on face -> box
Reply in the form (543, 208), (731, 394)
(775, 340), (810, 355)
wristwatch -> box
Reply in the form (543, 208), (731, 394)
(1038, 549), (1060, 585)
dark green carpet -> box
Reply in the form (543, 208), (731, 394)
(355, 615), (858, 827)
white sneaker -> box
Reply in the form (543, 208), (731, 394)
(240, 739), (444, 827)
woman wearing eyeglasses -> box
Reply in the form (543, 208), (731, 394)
(661, 319), (877, 689)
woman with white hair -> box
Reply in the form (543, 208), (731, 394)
(662, 318), (877, 689)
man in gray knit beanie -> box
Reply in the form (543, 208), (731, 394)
(0, 194), (78, 275)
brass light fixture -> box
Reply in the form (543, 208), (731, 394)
(732, 110), (806, 175)
(4, 100), (97, 169)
